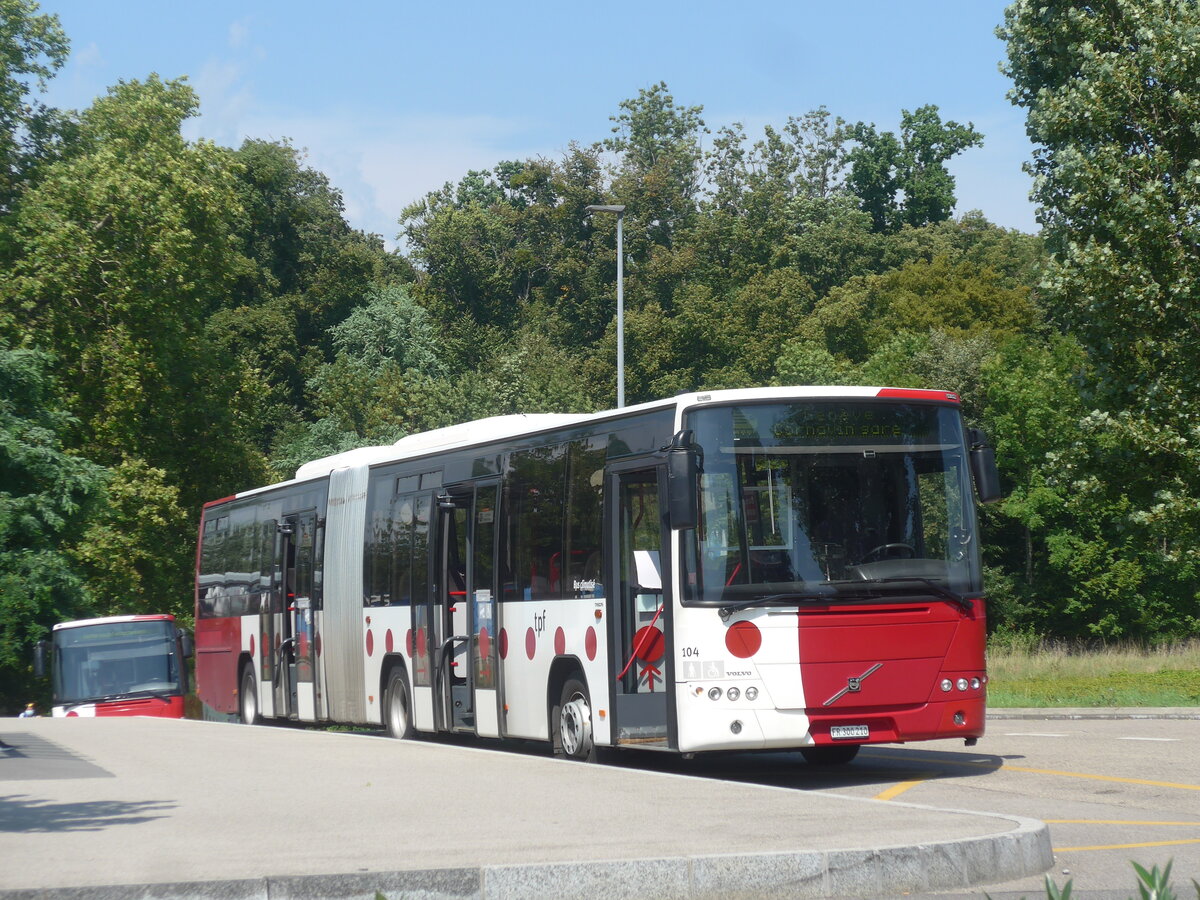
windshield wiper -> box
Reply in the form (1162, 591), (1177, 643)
(858, 577), (973, 612)
(719, 579), (973, 620)
(719, 591), (838, 620)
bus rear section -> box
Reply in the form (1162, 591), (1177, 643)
(36, 615), (193, 718)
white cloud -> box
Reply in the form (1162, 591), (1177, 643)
(73, 41), (104, 68)
(192, 107), (549, 249)
(228, 19), (251, 50)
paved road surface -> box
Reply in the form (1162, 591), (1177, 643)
(0, 717), (1049, 899)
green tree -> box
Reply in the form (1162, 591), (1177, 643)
(605, 81), (705, 249)
(1001, 0), (1200, 638)
(0, 342), (105, 709)
(848, 106), (983, 232)
(3, 76), (262, 506)
(0, 0), (68, 219)
(210, 138), (407, 453)
(799, 255), (1037, 362)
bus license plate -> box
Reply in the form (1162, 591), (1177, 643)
(830, 724), (869, 740)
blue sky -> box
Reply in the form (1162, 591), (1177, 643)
(39, 1), (1037, 248)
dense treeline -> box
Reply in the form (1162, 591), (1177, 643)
(2, 0), (1197, 709)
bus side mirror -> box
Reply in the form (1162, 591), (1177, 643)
(33, 640), (47, 678)
(179, 630), (194, 659)
(667, 429), (702, 530)
(967, 428), (1002, 504)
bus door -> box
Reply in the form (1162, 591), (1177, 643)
(435, 483), (501, 737)
(268, 511), (319, 721)
(609, 464), (671, 748)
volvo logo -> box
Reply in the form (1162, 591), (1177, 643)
(823, 663), (883, 707)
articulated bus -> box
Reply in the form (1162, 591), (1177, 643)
(195, 386), (1000, 762)
(34, 614), (194, 718)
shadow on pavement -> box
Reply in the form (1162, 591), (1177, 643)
(0, 794), (175, 833)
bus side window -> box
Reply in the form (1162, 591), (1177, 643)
(567, 441), (606, 600)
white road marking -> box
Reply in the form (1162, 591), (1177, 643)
(1117, 736), (1178, 742)
(1004, 732), (1069, 737)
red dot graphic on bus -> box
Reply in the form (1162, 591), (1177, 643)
(585, 626), (597, 661)
(385, 629), (394, 654)
(365, 629), (374, 657)
(554, 627), (566, 656)
(479, 626), (491, 661)
(416, 627), (427, 658)
(525, 627), (536, 660)
(249, 634), (255, 658)
(405, 628), (413, 656)
(725, 620), (762, 658)
(633, 626), (665, 663)
(315, 633), (321, 657)
(499, 628), (508, 659)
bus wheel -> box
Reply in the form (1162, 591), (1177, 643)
(555, 678), (595, 762)
(800, 744), (859, 765)
(239, 665), (260, 726)
(385, 669), (413, 740)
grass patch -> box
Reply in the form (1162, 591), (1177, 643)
(986, 637), (1200, 707)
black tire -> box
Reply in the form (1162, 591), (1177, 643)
(553, 677), (596, 762)
(239, 664), (260, 726)
(385, 669), (414, 740)
(800, 744), (860, 765)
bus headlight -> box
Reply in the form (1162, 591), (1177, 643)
(727, 687), (741, 701)
(708, 687), (722, 700)
(940, 679), (953, 692)
(745, 686), (758, 701)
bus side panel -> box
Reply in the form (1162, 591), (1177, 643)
(498, 597), (611, 745)
(195, 615), (241, 719)
(323, 466), (370, 724)
(362, 605), (413, 723)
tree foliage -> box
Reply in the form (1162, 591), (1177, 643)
(1001, 0), (1200, 638)
(0, 342), (105, 706)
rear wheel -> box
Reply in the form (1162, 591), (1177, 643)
(800, 744), (859, 765)
(239, 665), (260, 726)
(554, 677), (595, 762)
(385, 669), (414, 740)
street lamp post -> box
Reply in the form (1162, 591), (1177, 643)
(585, 204), (626, 408)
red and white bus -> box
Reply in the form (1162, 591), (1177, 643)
(34, 614), (194, 718)
(195, 386), (1000, 762)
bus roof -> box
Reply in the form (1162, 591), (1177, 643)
(220, 385), (962, 501)
(53, 614), (176, 631)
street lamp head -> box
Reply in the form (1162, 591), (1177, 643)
(584, 204), (626, 214)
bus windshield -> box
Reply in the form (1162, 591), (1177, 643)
(52, 620), (182, 705)
(683, 401), (983, 607)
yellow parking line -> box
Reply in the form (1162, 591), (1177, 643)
(1047, 819), (1200, 827)
(1056, 838), (1200, 852)
(874, 779), (925, 801)
(860, 750), (1200, 792)
(1002, 764), (1200, 791)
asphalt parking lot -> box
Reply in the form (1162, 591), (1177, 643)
(0, 716), (1050, 899)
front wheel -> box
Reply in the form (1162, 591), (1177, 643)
(239, 665), (260, 726)
(385, 669), (414, 740)
(554, 678), (595, 762)
(800, 744), (859, 765)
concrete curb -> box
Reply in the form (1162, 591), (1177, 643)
(988, 707), (1200, 720)
(0, 814), (1051, 900)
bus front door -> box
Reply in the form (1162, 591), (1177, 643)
(267, 511), (320, 721)
(610, 465), (671, 748)
(435, 483), (501, 737)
